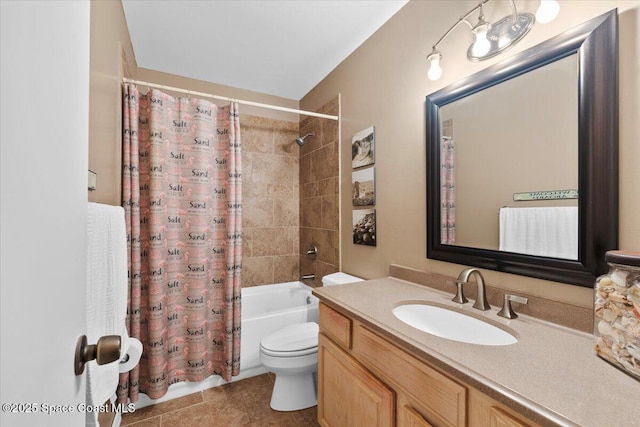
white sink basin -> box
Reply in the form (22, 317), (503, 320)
(393, 304), (517, 346)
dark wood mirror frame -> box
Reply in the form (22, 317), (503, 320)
(426, 10), (618, 287)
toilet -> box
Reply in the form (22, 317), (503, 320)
(259, 272), (363, 411)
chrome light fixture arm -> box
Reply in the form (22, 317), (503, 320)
(427, 0), (559, 80)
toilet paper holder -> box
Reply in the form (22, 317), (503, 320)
(74, 334), (121, 376)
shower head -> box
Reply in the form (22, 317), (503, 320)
(295, 133), (315, 147)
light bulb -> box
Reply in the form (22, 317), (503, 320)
(471, 17), (492, 58)
(472, 29), (491, 57)
(427, 52), (443, 81)
(536, 0), (560, 24)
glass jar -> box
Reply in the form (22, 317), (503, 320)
(594, 251), (640, 380)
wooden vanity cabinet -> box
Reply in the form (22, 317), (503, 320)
(318, 302), (538, 427)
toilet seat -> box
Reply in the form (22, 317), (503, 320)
(259, 322), (318, 357)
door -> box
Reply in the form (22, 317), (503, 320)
(1, 1), (91, 426)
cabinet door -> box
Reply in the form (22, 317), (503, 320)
(318, 333), (395, 427)
(399, 405), (434, 427)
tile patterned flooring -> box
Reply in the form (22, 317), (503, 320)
(121, 373), (320, 427)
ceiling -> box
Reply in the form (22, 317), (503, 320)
(121, 0), (409, 100)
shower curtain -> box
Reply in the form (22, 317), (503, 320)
(441, 135), (455, 244)
(118, 84), (242, 402)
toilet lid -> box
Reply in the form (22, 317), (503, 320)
(260, 322), (319, 353)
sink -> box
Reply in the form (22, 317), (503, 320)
(392, 304), (517, 346)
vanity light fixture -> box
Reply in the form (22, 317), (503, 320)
(426, 0), (560, 81)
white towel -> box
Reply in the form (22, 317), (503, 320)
(499, 207), (578, 260)
(86, 203), (129, 425)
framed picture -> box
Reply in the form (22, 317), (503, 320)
(353, 208), (376, 246)
(352, 126), (375, 169)
(352, 167), (375, 206)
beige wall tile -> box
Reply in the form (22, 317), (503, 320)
(243, 198), (274, 228)
(252, 227), (298, 256)
(318, 177), (337, 196)
(274, 255), (300, 283)
(274, 198), (299, 227)
(313, 229), (338, 266)
(253, 154), (296, 185)
(243, 229), (253, 258)
(310, 143), (337, 182)
(242, 256), (274, 287)
(300, 197), (322, 228)
(298, 97), (340, 282)
(274, 123), (300, 157)
(299, 154), (314, 185)
(241, 116), (274, 154)
(301, 181), (319, 199)
(321, 194), (339, 230)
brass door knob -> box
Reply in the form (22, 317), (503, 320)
(74, 334), (121, 375)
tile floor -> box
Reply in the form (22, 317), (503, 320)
(120, 373), (320, 427)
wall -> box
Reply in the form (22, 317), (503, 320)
(89, 0), (137, 206)
(300, 0), (640, 308)
(241, 114), (300, 287)
(299, 97), (341, 287)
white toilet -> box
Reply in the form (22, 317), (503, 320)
(259, 272), (363, 411)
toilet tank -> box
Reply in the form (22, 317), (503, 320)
(322, 272), (364, 286)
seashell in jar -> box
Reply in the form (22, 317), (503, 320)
(610, 302), (624, 317)
(613, 330), (627, 348)
(602, 308), (618, 322)
(599, 276), (613, 287)
(596, 340), (615, 359)
(598, 320), (615, 337)
(598, 286), (614, 299)
(627, 344), (640, 362)
(633, 306), (640, 321)
(621, 315), (639, 331)
(611, 269), (629, 288)
(628, 285), (640, 304)
(608, 291), (630, 305)
(614, 353), (635, 372)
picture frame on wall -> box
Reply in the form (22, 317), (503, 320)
(353, 208), (376, 246)
(352, 167), (375, 206)
(352, 126), (375, 169)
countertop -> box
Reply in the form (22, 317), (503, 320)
(313, 277), (640, 427)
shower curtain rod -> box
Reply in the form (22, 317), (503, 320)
(122, 78), (339, 121)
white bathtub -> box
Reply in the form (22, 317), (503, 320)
(133, 281), (318, 409)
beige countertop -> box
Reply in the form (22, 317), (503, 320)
(313, 277), (640, 427)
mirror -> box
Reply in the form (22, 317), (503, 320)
(426, 10), (618, 287)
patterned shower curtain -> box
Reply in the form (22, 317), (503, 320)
(118, 84), (242, 402)
(441, 135), (455, 244)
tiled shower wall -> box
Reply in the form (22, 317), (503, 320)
(241, 115), (300, 287)
(299, 96), (340, 287)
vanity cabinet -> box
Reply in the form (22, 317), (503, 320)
(318, 302), (538, 427)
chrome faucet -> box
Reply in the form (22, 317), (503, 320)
(454, 268), (491, 311)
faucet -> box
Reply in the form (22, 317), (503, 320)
(454, 268), (491, 311)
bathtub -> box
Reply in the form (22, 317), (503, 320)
(133, 281), (318, 409)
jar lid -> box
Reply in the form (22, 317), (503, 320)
(605, 251), (640, 267)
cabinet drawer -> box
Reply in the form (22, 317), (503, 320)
(353, 324), (466, 427)
(319, 303), (352, 349)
